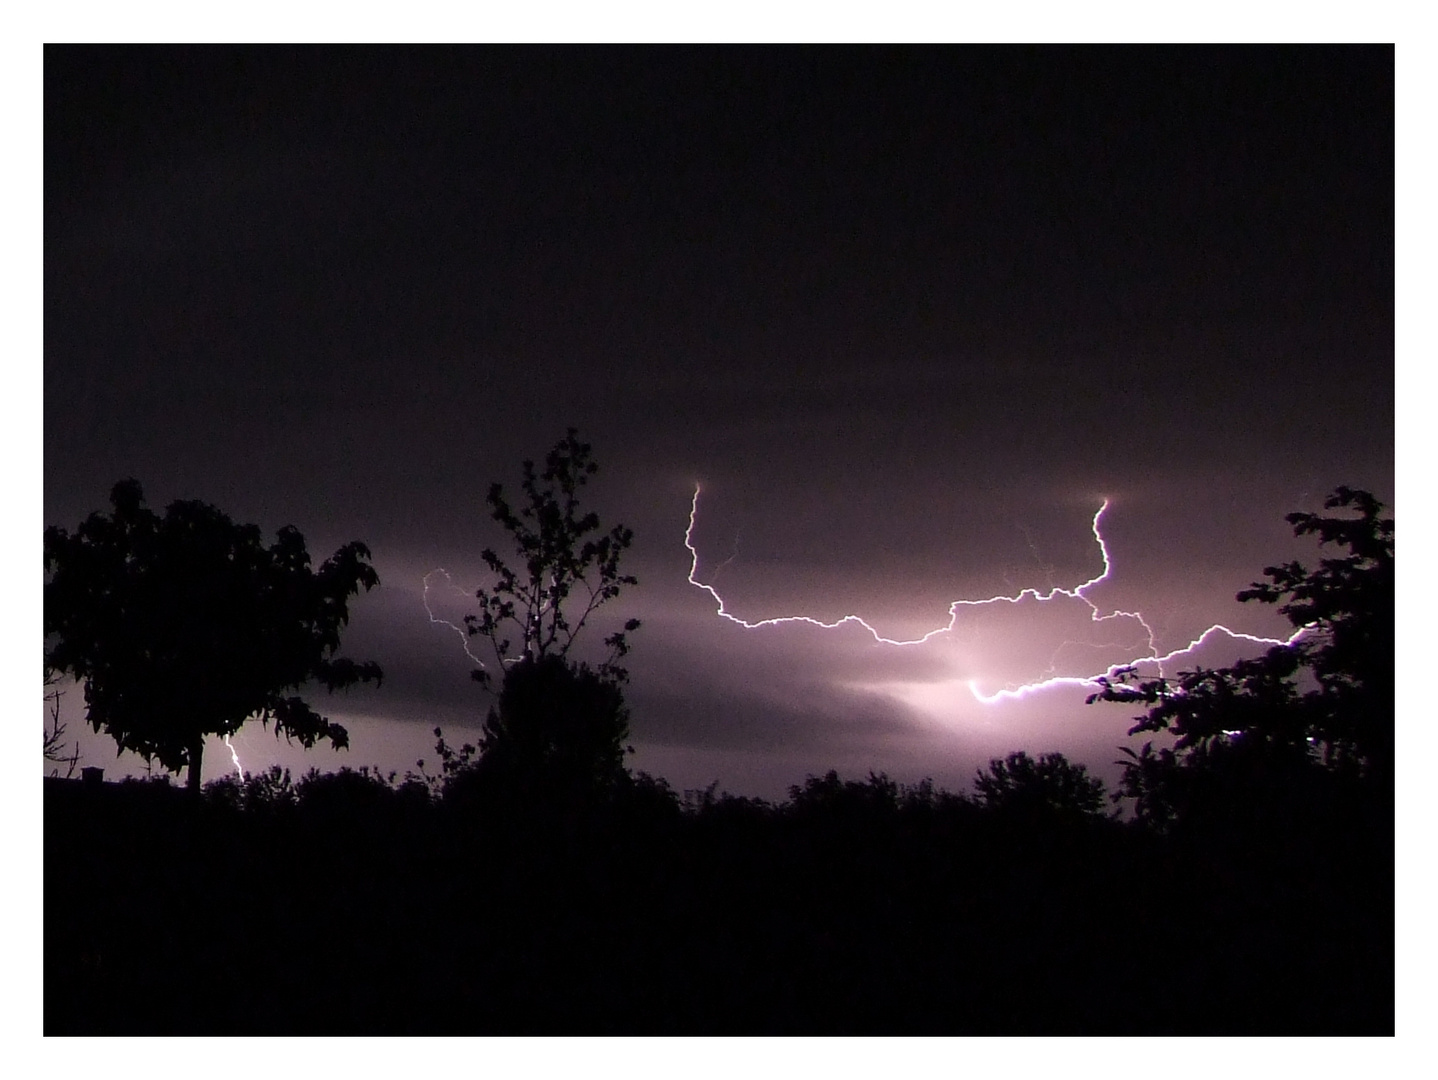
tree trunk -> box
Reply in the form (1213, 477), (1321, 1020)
(187, 735), (204, 795)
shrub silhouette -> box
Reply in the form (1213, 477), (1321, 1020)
(971, 751), (1109, 821)
(474, 653), (632, 797)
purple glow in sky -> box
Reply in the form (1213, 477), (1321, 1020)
(684, 484), (1307, 703)
(44, 46), (1393, 799)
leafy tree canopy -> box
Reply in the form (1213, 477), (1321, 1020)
(1089, 487), (1393, 826)
(972, 751), (1109, 820)
(477, 652), (632, 795)
(45, 480), (383, 788)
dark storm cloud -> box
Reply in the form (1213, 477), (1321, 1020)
(45, 46), (1393, 793)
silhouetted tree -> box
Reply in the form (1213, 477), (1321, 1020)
(1238, 486), (1394, 775)
(441, 431), (640, 801)
(477, 653), (632, 796)
(45, 480), (383, 792)
(971, 751), (1109, 820)
(1091, 487), (1394, 825)
(465, 428), (640, 686)
(787, 770), (903, 819)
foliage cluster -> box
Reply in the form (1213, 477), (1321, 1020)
(1089, 486), (1394, 829)
(45, 481), (382, 789)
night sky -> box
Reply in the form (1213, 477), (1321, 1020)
(44, 46), (1394, 798)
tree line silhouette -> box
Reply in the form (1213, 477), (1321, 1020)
(44, 432), (1394, 1034)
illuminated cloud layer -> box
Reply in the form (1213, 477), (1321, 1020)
(44, 49), (1392, 798)
(683, 483), (1306, 708)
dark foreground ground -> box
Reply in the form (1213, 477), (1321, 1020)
(44, 772), (1393, 1035)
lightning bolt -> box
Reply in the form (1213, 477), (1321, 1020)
(424, 568), (548, 670)
(423, 569), (490, 670)
(223, 733), (245, 782)
(684, 484), (1306, 703)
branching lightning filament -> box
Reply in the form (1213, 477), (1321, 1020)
(684, 484), (1306, 703)
(423, 569), (490, 670)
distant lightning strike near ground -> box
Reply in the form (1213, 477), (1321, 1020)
(683, 484), (1307, 704)
(223, 733), (244, 782)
